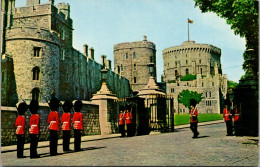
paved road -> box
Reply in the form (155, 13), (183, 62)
(1, 122), (258, 166)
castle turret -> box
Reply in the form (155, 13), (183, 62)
(27, 0), (40, 6)
(83, 44), (88, 57)
(89, 47), (94, 60)
(58, 3), (70, 18)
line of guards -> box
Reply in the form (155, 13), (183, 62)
(15, 98), (84, 158)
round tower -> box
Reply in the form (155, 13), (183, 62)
(162, 41), (221, 82)
(114, 36), (156, 92)
(5, 27), (61, 103)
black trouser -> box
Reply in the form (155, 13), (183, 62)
(30, 134), (39, 157)
(49, 130), (58, 155)
(63, 130), (71, 151)
(190, 122), (198, 137)
(127, 124), (132, 137)
(17, 134), (25, 158)
(74, 129), (81, 151)
(226, 121), (233, 135)
(119, 124), (125, 137)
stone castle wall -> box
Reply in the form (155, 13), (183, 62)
(114, 36), (156, 92)
(1, 102), (100, 146)
(1, 0), (131, 105)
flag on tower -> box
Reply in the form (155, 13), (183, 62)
(188, 18), (194, 24)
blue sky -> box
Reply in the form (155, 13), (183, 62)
(16, 0), (246, 82)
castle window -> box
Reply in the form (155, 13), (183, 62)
(206, 92), (207, 97)
(199, 59), (201, 64)
(134, 64), (136, 70)
(175, 61), (177, 66)
(209, 92), (211, 97)
(212, 82), (214, 86)
(117, 66), (120, 73)
(200, 68), (203, 74)
(1, 71), (5, 83)
(33, 47), (41, 57)
(61, 49), (65, 60)
(150, 56), (153, 63)
(126, 53), (128, 59)
(31, 88), (40, 101)
(186, 68), (189, 75)
(32, 67), (40, 80)
(171, 88), (174, 93)
(133, 52), (136, 59)
(202, 82), (204, 87)
(121, 65), (123, 71)
(186, 60), (188, 64)
(134, 77), (137, 83)
(175, 70), (178, 76)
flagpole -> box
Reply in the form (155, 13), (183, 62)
(188, 18), (189, 41)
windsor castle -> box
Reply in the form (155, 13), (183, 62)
(1, 0), (227, 114)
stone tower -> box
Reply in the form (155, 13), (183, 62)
(114, 36), (157, 93)
(2, 0), (73, 103)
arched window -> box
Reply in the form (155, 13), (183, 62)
(32, 67), (40, 80)
(186, 68), (189, 75)
(133, 52), (136, 59)
(175, 70), (178, 76)
(31, 88), (40, 101)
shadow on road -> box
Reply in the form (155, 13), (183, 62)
(39, 146), (107, 158)
(193, 136), (210, 139)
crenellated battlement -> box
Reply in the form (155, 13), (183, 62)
(6, 27), (60, 45)
(114, 40), (156, 51)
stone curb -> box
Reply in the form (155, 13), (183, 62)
(1, 120), (224, 153)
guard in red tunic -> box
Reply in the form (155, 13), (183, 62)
(232, 105), (240, 136)
(73, 100), (83, 152)
(124, 109), (133, 137)
(15, 102), (28, 158)
(223, 100), (232, 136)
(29, 100), (40, 158)
(47, 97), (60, 156)
(190, 99), (199, 138)
(61, 100), (73, 152)
(119, 110), (125, 137)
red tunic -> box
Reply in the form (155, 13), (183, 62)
(223, 108), (231, 121)
(29, 114), (40, 134)
(47, 111), (59, 130)
(119, 113), (125, 125)
(15, 115), (26, 135)
(190, 108), (198, 123)
(233, 108), (240, 122)
(61, 113), (71, 130)
(72, 112), (83, 130)
(124, 112), (133, 124)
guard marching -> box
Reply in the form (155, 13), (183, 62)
(61, 100), (73, 152)
(29, 100), (40, 158)
(223, 100), (232, 136)
(15, 102), (28, 158)
(47, 97), (60, 156)
(119, 110), (125, 137)
(190, 99), (199, 138)
(72, 100), (83, 152)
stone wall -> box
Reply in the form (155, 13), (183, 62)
(1, 102), (100, 146)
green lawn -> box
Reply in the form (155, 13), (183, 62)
(174, 113), (223, 126)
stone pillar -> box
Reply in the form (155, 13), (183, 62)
(89, 47), (94, 60)
(91, 82), (118, 135)
(101, 55), (107, 69)
(83, 44), (88, 56)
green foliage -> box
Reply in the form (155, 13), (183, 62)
(228, 80), (238, 89)
(174, 114), (223, 125)
(194, 0), (259, 72)
(178, 90), (203, 109)
(168, 80), (176, 83)
(180, 74), (197, 81)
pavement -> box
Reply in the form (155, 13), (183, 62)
(1, 120), (259, 166)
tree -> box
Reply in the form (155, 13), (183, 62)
(228, 80), (238, 89)
(194, 0), (259, 73)
(178, 90), (203, 109)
